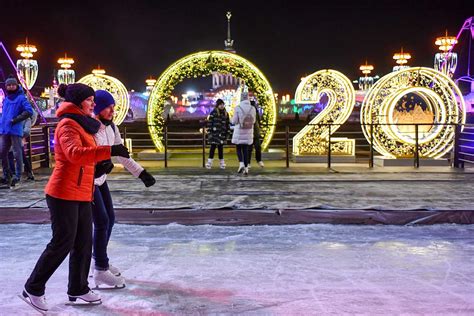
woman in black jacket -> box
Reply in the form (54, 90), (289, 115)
(205, 99), (230, 169)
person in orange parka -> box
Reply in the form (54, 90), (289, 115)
(21, 83), (130, 313)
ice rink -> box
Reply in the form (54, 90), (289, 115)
(1, 223), (473, 315)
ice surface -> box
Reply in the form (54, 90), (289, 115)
(1, 223), (473, 315)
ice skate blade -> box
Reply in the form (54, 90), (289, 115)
(93, 283), (126, 290)
(66, 297), (102, 306)
(18, 294), (48, 315)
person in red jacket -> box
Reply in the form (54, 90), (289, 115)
(20, 83), (130, 313)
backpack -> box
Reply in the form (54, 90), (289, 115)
(239, 106), (254, 129)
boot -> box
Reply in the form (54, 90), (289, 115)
(243, 167), (249, 176)
(205, 158), (213, 169)
(11, 177), (20, 187)
(219, 159), (226, 169)
(26, 171), (35, 181)
(237, 162), (244, 174)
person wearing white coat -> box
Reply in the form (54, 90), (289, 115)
(231, 98), (256, 175)
(91, 90), (156, 288)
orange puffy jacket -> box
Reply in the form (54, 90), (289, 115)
(45, 102), (111, 202)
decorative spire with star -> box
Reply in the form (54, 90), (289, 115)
(224, 11), (236, 53)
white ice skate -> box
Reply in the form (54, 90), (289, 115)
(243, 167), (249, 176)
(18, 289), (48, 315)
(108, 264), (121, 276)
(258, 161), (265, 167)
(237, 162), (244, 174)
(205, 158), (213, 169)
(219, 159), (226, 169)
(66, 290), (101, 305)
(93, 269), (126, 290)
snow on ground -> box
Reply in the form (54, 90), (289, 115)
(1, 223), (474, 315)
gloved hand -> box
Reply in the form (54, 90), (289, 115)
(11, 110), (32, 124)
(139, 169), (156, 187)
(95, 160), (114, 178)
(111, 144), (130, 158)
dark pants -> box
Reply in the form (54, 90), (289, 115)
(249, 136), (262, 164)
(92, 182), (115, 270)
(25, 195), (93, 296)
(236, 144), (250, 167)
(0, 134), (23, 179)
(209, 144), (224, 159)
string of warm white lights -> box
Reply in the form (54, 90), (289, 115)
(78, 70), (130, 126)
(360, 67), (466, 158)
(293, 69), (355, 156)
(147, 50), (277, 153)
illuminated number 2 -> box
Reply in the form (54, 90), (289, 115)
(293, 69), (356, 156)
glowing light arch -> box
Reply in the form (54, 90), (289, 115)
(78, 73), (130, 125)
(360, 67), (466, 158)
(293, 69), (355, 155)
(147, 51), (277, 152)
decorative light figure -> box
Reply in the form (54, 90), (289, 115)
(293, 69), (356, 156)
(16, 38), (38, 89)
(393, 48), (411, 72)
(78, 67), (130, 125)
(57, 53), (75, 84)
(92, 66), (106, 75)
(147, 51), (276, 152)
(214, 88), (241, 115)
(360, 67), (465, 159)
(359, 61), (375, 90)
(434, 30), (458, 77)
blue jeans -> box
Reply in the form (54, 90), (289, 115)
(92, 181), (115, 270)
(0, 134), (23, 179)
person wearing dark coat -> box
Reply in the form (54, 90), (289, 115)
(205, 99), (230, 169)
(248, 100), (264, 168)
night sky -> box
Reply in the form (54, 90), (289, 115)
(0, 0), (472, 94)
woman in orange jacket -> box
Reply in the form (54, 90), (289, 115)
(21, 83), (130, 313)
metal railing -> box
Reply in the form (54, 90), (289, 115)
(27, 122), (469, 170)
(456, 123), (474, 167)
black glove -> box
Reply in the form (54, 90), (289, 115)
(11, 110), (32, 124)
(111, 144), (130, 158)
(139, 169), (156, 187)
(95, 160), (114, 178)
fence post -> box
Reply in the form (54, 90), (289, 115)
(369, 123), (374, 168)
(453, 123), (463, 168)
(414, 124), (419, 168)
(27, 132), (33, 168)
(164, 125), (168, 168)
(41, 126), (50, 168)
(202, 128), (206, 168)
(327, 123), (332, 169)
(285, 125), (290, 168)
